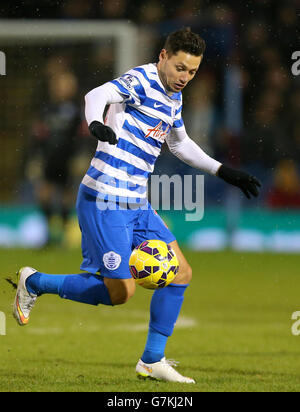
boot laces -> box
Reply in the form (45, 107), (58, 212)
(23, 292), (37, 310)
(165, 358), (179, 367)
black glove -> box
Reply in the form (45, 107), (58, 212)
(217, 165), (261, 199)
(88, 121), (117, 145)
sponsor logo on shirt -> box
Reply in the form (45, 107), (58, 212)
(145, 121), (170, 141)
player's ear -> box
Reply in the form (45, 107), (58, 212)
(159, 49), (168, 62)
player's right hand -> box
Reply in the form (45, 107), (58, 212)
(217, 164), (261, 199)
(88, 121), (118, 145)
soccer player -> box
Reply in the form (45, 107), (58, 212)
(13, 28), (261, 383)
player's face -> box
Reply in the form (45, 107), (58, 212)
(158, 49), (202, 94)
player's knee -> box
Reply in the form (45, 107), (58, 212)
(113, 285), (136, 305)
(114, 290), (135, 305)
(106, 278), (136, 305)
(175, 263), (192, 284)
(183, 264), (192, 284)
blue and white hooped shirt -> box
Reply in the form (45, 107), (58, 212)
(82, 63), (185, 205)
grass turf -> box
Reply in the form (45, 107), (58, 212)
(0, 247), (300, 392)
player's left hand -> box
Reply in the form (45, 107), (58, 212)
(217, 165), (261, 199)
(88, 121), (118, 145)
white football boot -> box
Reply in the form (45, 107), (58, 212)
(13, 267), (38, 326)
(136, 357), (195, 383)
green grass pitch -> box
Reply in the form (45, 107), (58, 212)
(0, 247), (300, 392)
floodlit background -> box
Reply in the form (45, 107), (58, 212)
(0, 0), (300, 251)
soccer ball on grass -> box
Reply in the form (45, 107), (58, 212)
(129, 239), (179, 289)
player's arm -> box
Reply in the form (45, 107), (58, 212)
(84, 82), (124, 145)
(85, 73), (142, 145)
(166, 125), (221, 175)
(166, 126), (261, 199)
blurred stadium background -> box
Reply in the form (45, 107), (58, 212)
(2, 0), (300, 394)
(0, 0), (300, 252)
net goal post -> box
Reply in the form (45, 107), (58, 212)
(0, 19), (151, 76)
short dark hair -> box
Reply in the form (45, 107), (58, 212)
(164, 27), (206, 57)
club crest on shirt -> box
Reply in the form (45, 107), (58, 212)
(103, 251), (122, 270)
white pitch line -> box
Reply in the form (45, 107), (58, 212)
(10, 314), (197, 335)
(111, 316), (197, 332)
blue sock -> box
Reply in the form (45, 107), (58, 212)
(26, 272), (112, 306)
(141, 326), (168, 364)
(26, 272), (66, 296)
(141, 283), (188, 364)
(60, 273), (112, 306)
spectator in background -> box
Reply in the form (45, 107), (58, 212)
(172, 0), (205, 22)
(266, 158), (300, 209)
(137, 0), (167, 25)
(286, 88), (300, 163)
(242, 19), (271, 119)
(263, 64), (291, 96)
(25, 70), (82, 245)
(276, 2), (299, 61)
(183, 71), (218, 155)
(97, 0), (129, 19)
(89, 41), (115, 86)
(60, 0), (94, 19)
(242, 88), (287, 169)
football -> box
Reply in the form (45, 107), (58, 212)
(129, 239), (179, 289)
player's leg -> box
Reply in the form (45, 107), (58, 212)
(168, 239), (192, 284)
(13, 267), (114, 326)
(15, 268), (135, 325)
(13, 187), (136, 325)
(25, 270), (135, 306)
(134, 206), (194, 382)
(26, 271), (136, 304)
(141, 240), (192, 363)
